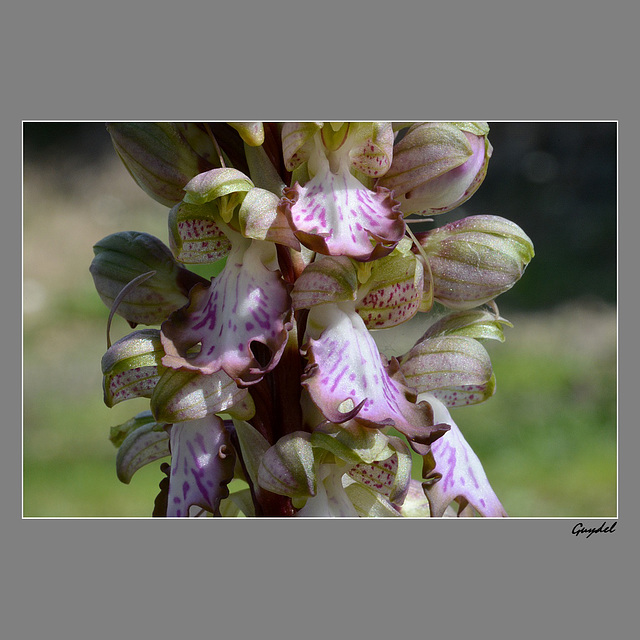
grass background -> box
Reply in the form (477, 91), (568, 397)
(23, 123), (617, 517)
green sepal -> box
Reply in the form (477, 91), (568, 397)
(238, 187), (301, 249)
(90, 231), (201, 325)
(175, 123), (222, 168)
(114, 412), (170, 484)
(107, 122), (216, 207)
(183, 167), (254, 207)
(258, 432), (317, 498)
(344, 483), (401, 517)
(310, 421), (393, 465)
(450, 121), (490, 136)
(380, 122), (492, 216)
(150, 368), (255, 424)
(228, 122), (265, 147)
(420, 309), (512, 343)
(232, 419), (271, 490)
(416, 215), (535, 309)
(291, 255), (358, 310)
(380, 123), (473, 196)
(109, 409), (162, 448)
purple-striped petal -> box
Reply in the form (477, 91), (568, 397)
(302, 304), (447, 454)
(161, 238), (292, 384)
(420, 394), (507, 517)
(167, 416), (236, 517)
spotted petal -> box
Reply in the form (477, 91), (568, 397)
(161, 237), (292, 383)
(101, 329), (166, 407)
(420, 394), (507, 517)
(167, 416), (236, 517)
(168, 201), (232, 264)
(346, 436), (412, 504)
(344, 122), (394, 178)
(302, 303), (448, 454)
(280, 164), (405, 262)
(281, 122), (323, 171)
(356, 243), (425, 328)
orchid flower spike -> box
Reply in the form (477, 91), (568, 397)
(92, 121), (533, 517)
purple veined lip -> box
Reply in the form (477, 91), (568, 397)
(160, 240), (292, 383)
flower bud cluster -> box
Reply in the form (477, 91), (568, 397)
(91, 121), (533, 517)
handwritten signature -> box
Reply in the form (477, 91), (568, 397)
(571, 521), (617, 539)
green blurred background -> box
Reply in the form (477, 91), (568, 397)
(23, 122), (617, 517)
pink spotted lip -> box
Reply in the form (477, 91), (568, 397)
(279, 166), (405, 262)
(160, 240), (292, 384)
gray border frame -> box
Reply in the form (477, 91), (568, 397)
(7, 3), (635, 638)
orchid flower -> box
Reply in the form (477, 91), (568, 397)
(279, 122), (405, 261)
(91, 121), (534, 517)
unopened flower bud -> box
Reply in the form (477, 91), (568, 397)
(381, 122), (492, 215)
(399, 334), (496, 407)
(415, 215), (534, 309)
(90, 231), (206, 326)
(107, 123), (217, 207)
(101, 329), (166, 407)
(175, 123), (221, 167)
